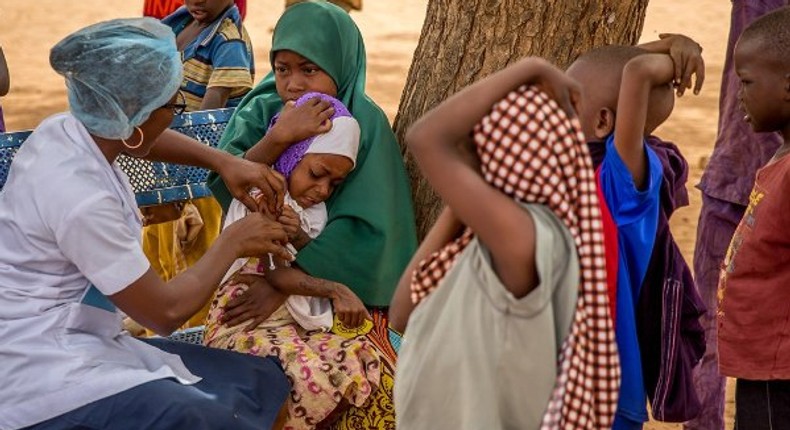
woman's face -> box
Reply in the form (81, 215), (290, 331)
(273, 50), (338, 102)
(123, 92), (184, 158)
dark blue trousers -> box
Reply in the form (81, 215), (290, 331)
(26, 338), (289, 430)
(735, 379), (790, 430)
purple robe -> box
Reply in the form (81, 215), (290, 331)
(589, 137), (706, 422)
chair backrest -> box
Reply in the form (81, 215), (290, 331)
(0, 108), (235, 206)
(0, 131), (31, 194)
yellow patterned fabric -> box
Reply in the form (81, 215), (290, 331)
(141, 196), (222, 329)
(327, 309), (396, 430)
(204, 268), (385, 430)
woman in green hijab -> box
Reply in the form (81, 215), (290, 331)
(207, 1), (417, 427)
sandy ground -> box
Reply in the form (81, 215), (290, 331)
(0, 0), (735, 427)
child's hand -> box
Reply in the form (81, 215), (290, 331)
(223, 212), (293, 261)
(222, 274), (288, 331)
(270, 97), (335, 145)
(331, 284), (371, 329)
(277, 204), (311, 249)
(658, 33), (705, 96)
(217, 155), (286, 215)
(278, 205), (303, 242)
(532, 60), (582, 116)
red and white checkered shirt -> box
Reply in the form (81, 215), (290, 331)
(410, 86), (620, 429)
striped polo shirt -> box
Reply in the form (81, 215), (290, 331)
(162, 5), (254, 111)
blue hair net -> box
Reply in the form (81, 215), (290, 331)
(50, 18), (183, 140)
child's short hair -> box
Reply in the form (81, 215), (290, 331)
(574, 45), (647, 69)
(572, 44), (674, 135)
(572, 45), (647, 110)
(740, 6), (790, 66)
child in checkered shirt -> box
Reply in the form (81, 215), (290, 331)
(390, 58), (618, 429)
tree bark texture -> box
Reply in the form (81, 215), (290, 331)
(394, 0), (650, 238)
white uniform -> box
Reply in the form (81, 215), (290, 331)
(0, 114), (199, 430)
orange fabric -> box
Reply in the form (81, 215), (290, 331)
(143, 0), (247, 20)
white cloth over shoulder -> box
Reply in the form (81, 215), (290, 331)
(223, 193), (333, 331)
(395, 203), (579, 430)
(0, 113), (200, 430)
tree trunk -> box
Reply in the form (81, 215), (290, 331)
(394, 0), (650, 238)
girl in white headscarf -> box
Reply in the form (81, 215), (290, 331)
(204, 92), (383, 430)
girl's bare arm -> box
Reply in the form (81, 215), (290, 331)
(225, 265), (370, 330)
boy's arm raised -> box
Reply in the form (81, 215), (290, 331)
(614, 54), (675, 189)
(406, 58), (580, 299)
(638, 34), (705, 96)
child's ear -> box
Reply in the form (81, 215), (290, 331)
(593, 108), (616, 139)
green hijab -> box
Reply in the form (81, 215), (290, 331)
(208, 1), (417, 306)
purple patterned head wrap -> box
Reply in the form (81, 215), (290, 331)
(272, 92), (353, 178)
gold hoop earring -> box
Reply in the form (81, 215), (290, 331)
(121, 127), (145, 150)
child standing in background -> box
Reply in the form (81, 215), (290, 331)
(566, 40), (705, 428)
(716, 7), (790, 429)
(144, 0), (246, 20)
(162, 0), (254, 111)
(689, 2), (787, 428)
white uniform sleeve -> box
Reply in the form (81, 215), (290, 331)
(53, 193), (150, 296)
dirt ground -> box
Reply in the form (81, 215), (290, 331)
(0, 0), (735, 427)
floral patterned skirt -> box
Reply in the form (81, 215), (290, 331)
(325, 308), (397, 430)
(204, 273), (390, 429)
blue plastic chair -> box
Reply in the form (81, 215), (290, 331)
(0, 130), (30, 191)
